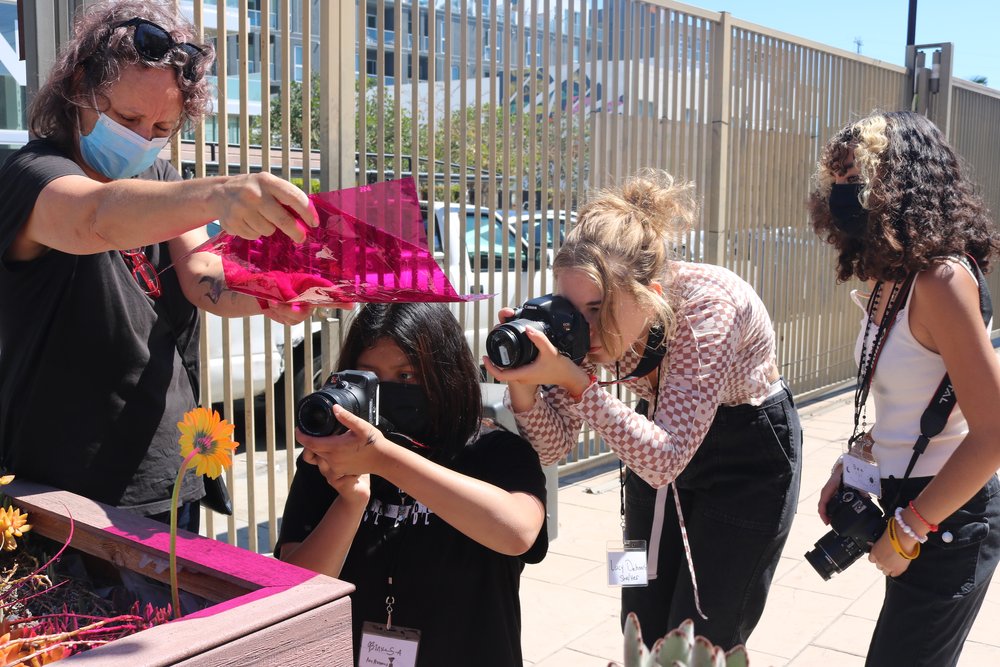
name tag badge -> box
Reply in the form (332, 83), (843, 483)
(607, 540), (648, 587)
(359, 621), (420, 667)
(842, 453), (881, 497)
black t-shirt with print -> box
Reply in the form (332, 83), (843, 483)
(0, 140), (203, 513)
(278, 427), (549, 667)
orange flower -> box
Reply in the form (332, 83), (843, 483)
(0, 506), (30, 552)
(0, 475), (30, 552)
(176, 407), (238, 479)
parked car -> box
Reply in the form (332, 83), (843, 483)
(207, 202), (555, 412)
(510, 210), (576, 265)
(201, 222), (326, 410)
(420, 201), (555, 364)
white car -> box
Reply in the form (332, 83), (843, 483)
(201, 222), (325, 408)
(510, 210), (576, 265)
(420, 201), (555, 363)
(203, 203), (553, 407)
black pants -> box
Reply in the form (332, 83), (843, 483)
(147, 499), (201, 534)
(866, 474), (1000, 667)
(622, 386), (802, 649)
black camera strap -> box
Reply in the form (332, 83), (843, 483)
(900, 257), (992, 482)
(620, 325), (666, 382)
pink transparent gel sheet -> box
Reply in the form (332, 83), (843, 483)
(196, 178), (490, 305)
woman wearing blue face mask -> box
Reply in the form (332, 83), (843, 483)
(277, 302), (548, 667)
(809, 110), (1000, 667)
(0, 0), (329, 532)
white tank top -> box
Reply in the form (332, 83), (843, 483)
(853, 260), (990, 478)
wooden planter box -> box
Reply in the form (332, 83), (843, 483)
(4, 479), (354, 666)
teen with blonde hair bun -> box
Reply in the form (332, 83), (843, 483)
(487, 168), (802, 649)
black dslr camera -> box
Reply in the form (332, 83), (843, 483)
(295, 370), (380, 437)
(486, 294), (590, 370)
(805, 485), (886, 580)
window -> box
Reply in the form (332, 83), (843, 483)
(464, 212), (527, 272)
(293, 45), (303, 82)
(0, 0), (28, 150)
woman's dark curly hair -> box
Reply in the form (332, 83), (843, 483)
(336, 303), (483, 461)
(807, 110), (999, 282)
(28, 0), (215, 155)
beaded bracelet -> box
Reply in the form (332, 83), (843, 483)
(894, 506), (928, 544)
(908, 501), (939, 533)
(886, 517), (921, 560)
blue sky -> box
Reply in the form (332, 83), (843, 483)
(682, 0), (999, 87)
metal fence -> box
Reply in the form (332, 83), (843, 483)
(23, 0), (1000, 552)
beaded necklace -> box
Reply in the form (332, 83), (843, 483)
(850, 276), (913, 446)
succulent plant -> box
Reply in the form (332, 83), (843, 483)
(609, 613), (750, 667)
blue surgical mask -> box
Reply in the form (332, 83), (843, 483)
(80, 113), (168, 180)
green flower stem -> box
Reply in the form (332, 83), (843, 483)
(170, 451), (199, 620)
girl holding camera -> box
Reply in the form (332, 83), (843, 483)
(486, 169), (801, 649)
(809, 110), (1000, 667)
(277, 303), (547, 667)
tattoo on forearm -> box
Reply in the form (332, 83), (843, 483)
(199, 276), (226, 305)
(366, 430), (377, 447)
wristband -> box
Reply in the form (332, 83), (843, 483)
(908, 500), (939, 533)
(568, 374), (598, 402)
(894, 506), (928, 544)
(887, 517), (921, 560)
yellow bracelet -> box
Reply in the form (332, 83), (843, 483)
(887, 517), (920, 560)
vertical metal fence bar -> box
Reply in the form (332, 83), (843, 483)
(257, 0), (278, 553)
(235, 0), (258, 555)
(279, 0), (296, 492)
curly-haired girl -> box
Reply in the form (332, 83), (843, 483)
(809, 110), (1000, 667)
(487, 168), (802, 649)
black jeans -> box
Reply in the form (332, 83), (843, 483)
(147, 499), (201, 534)
(866, 474), (1000, 667)
(622, 386), (801, 649)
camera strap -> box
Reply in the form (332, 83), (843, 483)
(900, 256), (992, 482)
(619, 325), (666, 382)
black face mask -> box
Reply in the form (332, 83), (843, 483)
(828, 183), (868, 238)
(378, 382), (433, 446)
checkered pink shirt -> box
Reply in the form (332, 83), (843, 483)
(510, 262), (777, 488)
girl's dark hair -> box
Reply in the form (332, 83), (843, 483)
(29, 0), (214, 154)
(808, 110), (999, 282)
(337, 303), (483, 459)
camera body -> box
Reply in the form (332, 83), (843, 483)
(805, 485), (886, 580)
(295, 370), (380, 437)
(485, 294), (590, 370)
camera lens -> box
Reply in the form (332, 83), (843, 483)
(296, 393), (344, 437)
(805, 530), (867, 580)
(296, 384), (364, 437)
(486, 320), (547, 369)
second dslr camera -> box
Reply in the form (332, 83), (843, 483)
(805, 484), (886, 580)
(486, 294), (590, 370)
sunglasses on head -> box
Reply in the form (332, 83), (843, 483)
(112, 18), (206, 82)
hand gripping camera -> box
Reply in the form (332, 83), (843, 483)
(485, 294), (590, 370)
(805, 485), (886, 580)
(295, 370), (380, 437)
